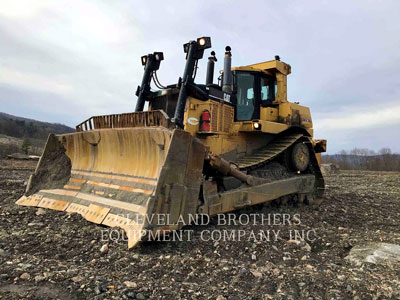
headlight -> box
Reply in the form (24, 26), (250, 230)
(141, 55), (147, 66)
(196, 37), (211, 49)
(253, 122), (261, 130)
(154, 52), (164, 61)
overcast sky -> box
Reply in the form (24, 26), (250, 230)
(1, 0), (399, 154)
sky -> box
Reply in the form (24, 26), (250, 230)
(0, 0), (399, 154)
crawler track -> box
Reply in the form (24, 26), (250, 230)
(234, 132), (325, 203)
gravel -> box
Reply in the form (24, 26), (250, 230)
(0, 160), (399, 299)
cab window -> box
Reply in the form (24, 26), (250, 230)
(236, 72), (255, 121)
(260, 76), (276, 106)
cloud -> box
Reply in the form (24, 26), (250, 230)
(0, 0), (399, 153)
(0, 66), (73, 95)
(0, 0), (51, 20)
(316, 103), (400, 130)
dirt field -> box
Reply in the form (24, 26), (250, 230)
(0, 159), (399, 300)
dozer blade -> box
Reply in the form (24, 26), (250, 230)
(17, 127), (205, 248)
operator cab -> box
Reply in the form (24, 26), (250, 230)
(233, 71), (277, 121)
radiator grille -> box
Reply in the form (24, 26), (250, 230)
(211, 103), (219, 132)
(223, 105), (234, 133)
(209, 102), (233, 133)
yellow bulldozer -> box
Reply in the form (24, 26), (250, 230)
(17, 37), (326, 248)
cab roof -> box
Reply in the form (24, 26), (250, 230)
(232, 59), (291, 76)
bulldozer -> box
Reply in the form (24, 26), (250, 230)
(17, 37), (326, 248)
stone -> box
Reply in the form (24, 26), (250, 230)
(100, 244), (109, 253)
(305, 264), (313, 269)
(250, 270), (262, 278)
(95, 282), (107, 295)
(124, 281), (137, 288)
(18, 263), (32, 269)
(34, 275), (45, 282)
(136, 292), (146, 299)
(124, 290), (136, 299)
(35, 208), (46, 215)
(239, 268), (248, 275)
(71, 276), (84, 283)
(320, 163), (340, 175)
(303, 243), (312, 252)
(345, 243), (400, 266)
(20, 272), (30, 280)
(27, 222), (44, 227)
(287, 239), (300, 245)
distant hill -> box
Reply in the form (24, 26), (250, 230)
(0, 112), (75, 158)
(0, 112), (74, 140)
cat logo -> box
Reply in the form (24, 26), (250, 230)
(187, 117), (199, 125)
(224, 93), (231, 102)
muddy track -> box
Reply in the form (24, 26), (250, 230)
(0, 159), (399, 299)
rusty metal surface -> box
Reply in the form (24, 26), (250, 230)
(201, 174), (315, 216)
(76, 110), (172, 132)
(291, 142), (310, 171)
(17, 127), (206, 248)
(16, 125), (324, 249)
(207, 151), (259, 186)
(17, 127), (175, 248)
(219, 175), (315, 214)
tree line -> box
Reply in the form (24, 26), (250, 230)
(0, 118), (74, 140)
(322, 147), (400, 171)
(0, 113), (74, 158)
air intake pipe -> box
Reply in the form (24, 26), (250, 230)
(222, 46), (233, 93)
(206, 51), (217, 85)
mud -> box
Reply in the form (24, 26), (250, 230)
(26, 135), (71, 195)
(0, 161), (399, 300)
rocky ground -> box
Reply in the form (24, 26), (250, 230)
(0, 159), (399, 300)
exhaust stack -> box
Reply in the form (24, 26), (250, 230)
(222, 46), (233, 93)
(206, 51), (217, 85)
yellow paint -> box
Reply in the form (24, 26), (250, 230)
(245, 60), (291, 75)
(38, 197), (69, 211)
(71, 170), (157, 186)
(64, 185), (81, 190)
(40, 188), (148, 215)
(259, 120), (289, 134)
(66, 203), (88, 214)
(84, 204), (110, 224)
(70, 178), (85, 184)
(15, 57), (326, 251)
(260, 107), (278, 121)
(63, 128), (172, 180)
(278, 102), (313, 129)
(86, 180), (153, 195)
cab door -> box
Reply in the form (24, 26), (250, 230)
(234, 71), (257, 121)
